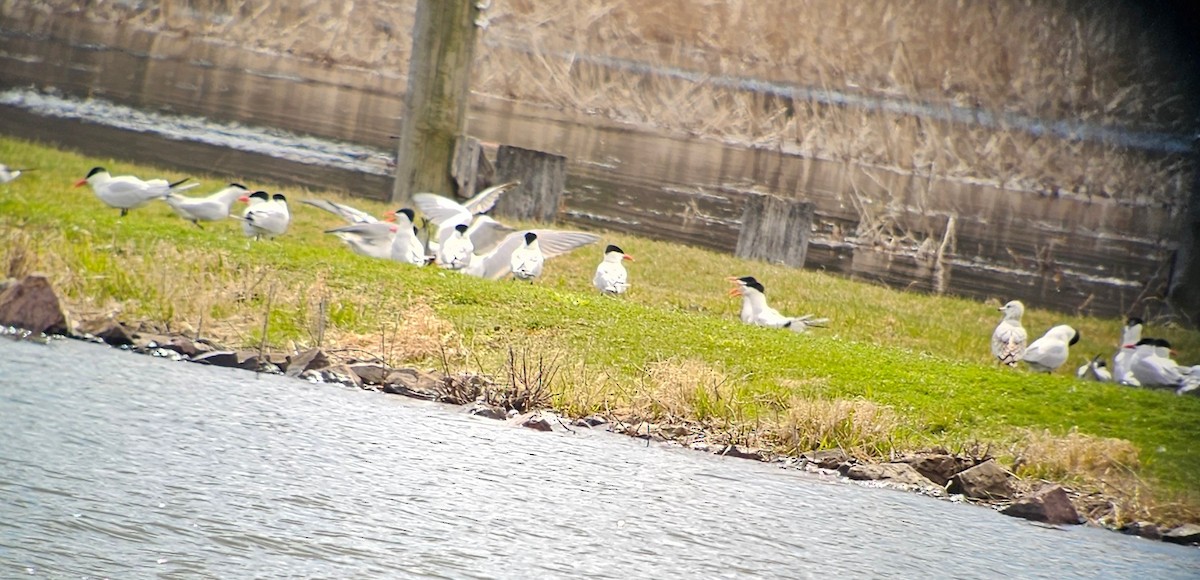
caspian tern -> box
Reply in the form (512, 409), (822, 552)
(510, 232), (545, 281)
(726, 276), (828, 333)
(411, 181), (519, 250)
(991, 300), (1028, 367)
(462, 229), (600, 280)
(324, 222), (398, 260)
(384, 208), (427, 266)
(1075, 354), (1112, 382)
(1111, 317), (1143, 385)
(1021, 324), (1079, 372)
(301, 198), (380, 224)
(594, 244), (633, 295)
(438, 224), (474, 270)
(1128, 338), (1187, 389)
(237, 191), (290, 239)
(0, 164), (33, 184)
(163, 183), (248, 227)
(75, 166), (198, 217)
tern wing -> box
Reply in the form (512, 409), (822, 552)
(412, 193), (472, 228)
(462, 181), (519, 215)
(302, 199), (379, 224)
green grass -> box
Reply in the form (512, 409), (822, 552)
(3, 136), (1199, 517)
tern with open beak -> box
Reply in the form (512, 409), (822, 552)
(726, 276), (828, 333)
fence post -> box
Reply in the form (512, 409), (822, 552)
(492, 145), (566, 222)
(452, 135), (494, 200)
(735, 193), (813, 268)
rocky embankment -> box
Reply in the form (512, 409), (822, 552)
(2, 273), (1198, 547)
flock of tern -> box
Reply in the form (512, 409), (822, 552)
(990, 300), (1198, 394)
(5, 163), (1195, 393)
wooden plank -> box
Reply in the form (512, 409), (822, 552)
(735, 193), (814, 268)
(451, 135), (494, 200)
(492, 145), (567, 222)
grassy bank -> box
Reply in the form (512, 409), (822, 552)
(2, 136), (1199, 525)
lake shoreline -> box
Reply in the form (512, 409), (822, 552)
(3, 276), (1196, 547)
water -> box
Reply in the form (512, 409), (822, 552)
(0, 14), (1180, 319)
(1, 338), (1196, 578)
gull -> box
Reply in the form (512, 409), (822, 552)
(1111, 317), (1143, 385)
(462, 229), (599, 280)
(75, 166), (197, 217)
(726, 276), (828, 333)
(438, 224), (474, 270)
(324, 222), (398, 260)
(412, 181), (519, 251)
(163, 183), (248, 227)
(0, 164), (33, 184)
(301, 198), (380, 224)
(1075, 354), (1112, 382)
(593, 244), (633, 295)
(991, 300), (1027, 367)
(1021, 325), (1079, 372)
(385, 208), (427, 266)
(510, 232), (544, 281)
(237, 191), (290, 240)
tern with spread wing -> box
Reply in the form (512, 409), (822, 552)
(991, 300), (1028, 367)
(1128, 338), (1188, 389)
(510, 232), (545, 281)
(594, 244), (634, 295)
(324, 222), (398, 260)
(75, 166), (197, 216)
(1022, 324), (1079, 372)
(163, 183), (248, 227)
(438, 224), (474, 270)
(1, 164), (33, 184)
(301, 198), (381, 224)
(1112, 317), (1144, 385)
(1075, 354), (1112, 382)
(726, 276), (828, 333)
(412, 182), (519, 250)
(462, 229), (599, 280)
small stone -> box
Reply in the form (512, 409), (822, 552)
(802, 448), (850, 470)
(1121, 521), (1161, 540)
(844, 463), (946, 496)
(466, 402), (507, 420)
(947, 459), (1014, 500)
(286, 348), (330, 378)
(319, 364), (363, 388)
(1162, 523), (1200, 545)
(1001, 485), (1082, 525)
(96, 322), (137, 347)
(521, 413), (554, 432)
(717, 445), (768, 461)
(189, 350), (240, 368)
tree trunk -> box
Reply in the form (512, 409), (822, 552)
(735, 193), (814, 268)
(391, 0), (480, 204)
(1168, 152), (1200, 325)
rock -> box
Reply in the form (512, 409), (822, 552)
(844, 463), (946, 496)
(466, 402), (507, 420)
(383, 368), (443, 400)
(658, 424), (691, 438)
(521, 413), (554, 432)
(236, 351), (265, 371)
(1001, 485), (1082, 525)
(189, 350), (241, 368)
(94, 322), (137, 347)
(802, 448), (851, 470)
(718, 444), (768, 461)
(897, 453), (975, 487)
(319, 364), (362, 388)
(162, 336), (200, 358)
(1121, 521), (1161, 540)
(286, 348), (330, 377)
(0, 273), (72, 335)
(1162, 523), (1200, 545)
(947, 459), (1014, 500)
(347, 363), (389, 385)
(580, 415), (607, 427)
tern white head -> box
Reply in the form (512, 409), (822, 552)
(593, 244), (634, 295)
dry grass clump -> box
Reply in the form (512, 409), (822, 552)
(329, 302), (460, 366)
(1006, 428), (1200, 527)
(622, 358), (736, 423)
(766, 397), (903, 459)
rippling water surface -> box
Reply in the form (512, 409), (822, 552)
(1, 338), (1196, 578)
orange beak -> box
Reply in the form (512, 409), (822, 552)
(382, 211), (396, 222)
(623, 254), (634, 261)
(237, 195), (249, 203)
(73, 178), (87, 188)
(727, 286), (743, 297)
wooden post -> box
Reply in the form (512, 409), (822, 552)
(391, 0), (480, 204)
(452, 135), (494, 200)
(492, 145), (567, 222)
(735, 193), (814, 268)
(1168, 150), (1200, 325)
